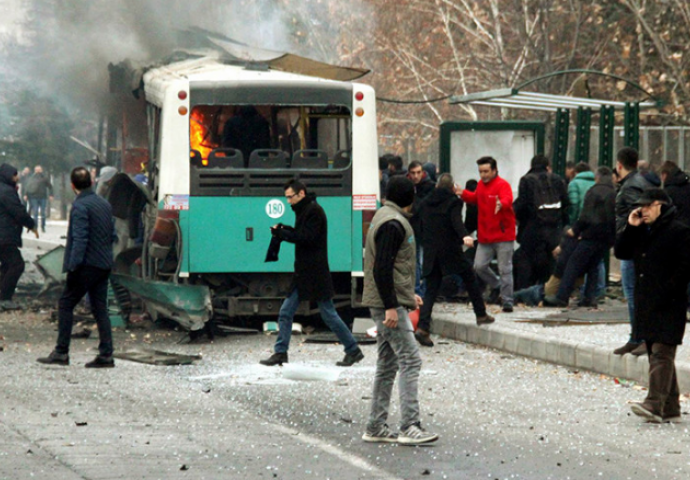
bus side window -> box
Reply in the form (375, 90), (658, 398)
(292, 149), (328, 169)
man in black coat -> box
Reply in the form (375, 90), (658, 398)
(660, 160), (690, 226)
(260, 179), (363, 367)
(416, 174), (494, 347)
(0, 163), (37, 310)
(544, 167), (616, 307)
(37, 167), (117, 368)
(615, 188), (690, 423)
(513, 155), (569, 290)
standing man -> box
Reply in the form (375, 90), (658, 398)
(18, 167), (31, 210)
(660, 160), (690, 226)
(416, 173), (494, 347)
(408, 160), (435, 297)
(615, 188), (690, 423)
(37, 167), (116, 368)
(260, 179), (364, 367)
(461, 157), (516, 312)
(613, 147), (653, 356)
(0, 164), (38, 310)
(513, 155), (569, 290)
(25, 165), (53, 233)
(361, 176), (438, 445)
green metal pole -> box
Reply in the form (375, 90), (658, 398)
(574, 107), (592, 164)
(598, 105), (615, 168)
(623, 102), (640, 150)
(552, 108), (570, 176)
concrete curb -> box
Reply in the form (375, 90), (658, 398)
(431, 312), (690, 392)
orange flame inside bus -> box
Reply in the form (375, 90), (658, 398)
(190, 109), (216, 165)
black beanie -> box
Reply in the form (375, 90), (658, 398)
(386, 175), (415, 208)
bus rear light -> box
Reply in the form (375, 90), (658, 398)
(178, 90), (188, 100)
(178, 106), (188, 115)
(355, 108), (364, 117)
(355, 91), (364, 101)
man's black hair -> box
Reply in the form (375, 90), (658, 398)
(574, 162), (591, 174)
(437, 173), (454, 191)
(379, 157), (389, 171)
(71, 166), (92, 190)
(408, 160), (423, 171)
(660, 160), (680, 178)
(616, 147), (639, 171)
(530, 154), (550, 169)
(595, 166), (613, 185)
(565, 161), (576, 170)
(386, 176), (415, 208)
(387, 155), (403, 171)
(465, 179), (478, 191)
(476, 156), (497, 170)
(284, 178), (307, 194)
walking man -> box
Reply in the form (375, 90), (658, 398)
(0, 164), (38, 310)
(37, 167), (117, 368)
(416, 173), (494, 347)
(615, 188), (690, 423)
(613, 147), (653, 356)
(260, 179), (364, 367)
(461, 157), (516, 312)
(25, 165), (53, 233)
(361, 176), (438, 445)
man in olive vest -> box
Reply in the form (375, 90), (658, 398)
(361, 176), (438, 446)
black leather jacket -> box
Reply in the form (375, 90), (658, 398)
(615, 170), (653, 235)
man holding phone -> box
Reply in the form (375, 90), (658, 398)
(615, 188), (690, 423)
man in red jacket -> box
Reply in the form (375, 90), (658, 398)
(461, 157), (516, 312)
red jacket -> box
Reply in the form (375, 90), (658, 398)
(461, 175), (516, 244)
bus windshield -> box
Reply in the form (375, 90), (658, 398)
(190, 104), (352, 170)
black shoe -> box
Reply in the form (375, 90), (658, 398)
(37, 351), (69, 366)
(260, 352), (288, 366)
(502, 303), (514, 313)
(476, 314), (495, 326)
(85, 356), (115, 368)
(336, 348), (364, 366)
(486, 288), (501, 305)
(613, 342), (639, 355)
(414, 329), (434, 347)
(543, 295), (568, 307)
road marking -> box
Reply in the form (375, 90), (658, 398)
(270, 422), (405, 480)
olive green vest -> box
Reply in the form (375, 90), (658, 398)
(362, 201), (417, 309)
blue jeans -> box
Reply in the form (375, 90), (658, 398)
(620, 259), (639, 343)
(367, 307), (422, 431)
(582, 259), (606, 299)
(274, 289), (358, 354)
(414, 246), (426, 297)
(29, 197), (47, 230)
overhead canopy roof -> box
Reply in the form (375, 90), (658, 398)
(450, 88), (659, 112)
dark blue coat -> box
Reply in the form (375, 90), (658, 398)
(0, 163), (35, 247)
(63, 188), (116, 273)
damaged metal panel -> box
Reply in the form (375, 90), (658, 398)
(111, 274), (211, 331)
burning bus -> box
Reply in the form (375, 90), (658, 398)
(106, 31), (379, 332)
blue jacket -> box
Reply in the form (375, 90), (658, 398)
(0, 163), (35, 247)
(63, 188), (116, 273)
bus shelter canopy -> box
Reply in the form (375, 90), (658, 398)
(449, 88), (659, 112)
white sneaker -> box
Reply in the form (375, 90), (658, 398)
(362, 424), (399, 443)
(398, 423), (438, 445)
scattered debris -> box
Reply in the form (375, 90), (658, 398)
(75, 421), (88, 427)
(304, 333), (376, 345)
(180, 464), (189, 471)
(114, 349), (202, 366)
(71, 328), (92, 339)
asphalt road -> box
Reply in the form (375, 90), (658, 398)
(1, 311), (689, 480)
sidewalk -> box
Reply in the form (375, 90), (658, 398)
(22, 219), (67, 250)
(429, 301), (690, 391)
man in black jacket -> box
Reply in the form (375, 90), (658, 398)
(513, 155), (569, 291)
(660, 160), (690, 226)
(37, 167), (117, 368)
(613, 147), (654, 356)
(0, 164), (37, 310)
(544, 167), (616, 307)
(416, 173), (494, 347)
(260, 179), (363, 367)
(615, 188), (690, 423)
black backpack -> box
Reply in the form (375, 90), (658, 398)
(529, 172), (562, 226)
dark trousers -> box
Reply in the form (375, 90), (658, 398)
(643, 342), (680, 418)
(556, 240), (606, 304)
(0, 245), (25, 301)
(419, 259), (486, 332)
(514, 226), (560, 290)
(56, 266), (113, 357)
